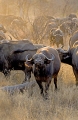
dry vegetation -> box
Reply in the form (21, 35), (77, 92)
(0, 0), (78, 19)
(0, 63), (78, 120)
(0, 0), (78, 120)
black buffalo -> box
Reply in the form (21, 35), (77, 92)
(50, 28), (64, 47)
(57, 35), (78, 86)
(11, 43), (45, 82)
(0, 40), (36, 75)
(69, 30), (78, 48)
(0, 50), (9, 76)
(0, 40), (45, 81)
(25, 46), (61, 98)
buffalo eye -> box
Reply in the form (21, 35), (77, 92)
(44, 59), (50, 64)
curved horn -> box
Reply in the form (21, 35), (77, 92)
(73, 41), (78, 47)
(56, 48), (69, 53)
(25, 54), (32, 62)
(42, 53), (55, 61)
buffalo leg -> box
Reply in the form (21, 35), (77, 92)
(73, 68), (78, 86)
(54, 77), (57, 90)
(22, 70), (31, 83)
(45, 79), (51, 99)
(36, 81), (44, 95)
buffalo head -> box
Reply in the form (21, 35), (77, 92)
(26, 53), (55, 66)
(57, 47), (72, 65)
(24, 53), (55, 81)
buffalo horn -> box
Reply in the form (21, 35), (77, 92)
(25, 54), (32, 62)
(42, 53), (55, 61)
(57, 48), (69, 53)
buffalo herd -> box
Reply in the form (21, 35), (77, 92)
(0, 13), (78, 98)
(0, 36), (78, 98)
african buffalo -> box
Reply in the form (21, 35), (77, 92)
(0, 40), (45, 82)
(68, 13), (77, 20)
(69, 30), (78, 48)
(25, 46), (61, 98)
(0, 51), (9, 76)
(11, 42), (46, 82)
(50, 28), (64, 47)
(33, 16), (57, 44)
(57, 40), (78, 86)
(0, 40), (36, 76)
(60, 20), (78, 37)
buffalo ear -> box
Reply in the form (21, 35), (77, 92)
(25, 60), (34, 68)
(24, 62), (32, 72)
(28, 59), (34, 65)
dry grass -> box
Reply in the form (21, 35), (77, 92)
(0, 63), (78, 120)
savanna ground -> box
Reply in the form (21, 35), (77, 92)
(0, 0), (78, 119)
(0, 24), (77, 120)
(0, 63), (78, 120)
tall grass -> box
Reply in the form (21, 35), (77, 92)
(0, 64), (78, 120)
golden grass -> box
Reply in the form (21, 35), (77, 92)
(0, 64), (78, 120)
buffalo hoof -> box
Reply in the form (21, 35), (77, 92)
(44, 93), (49, 100)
